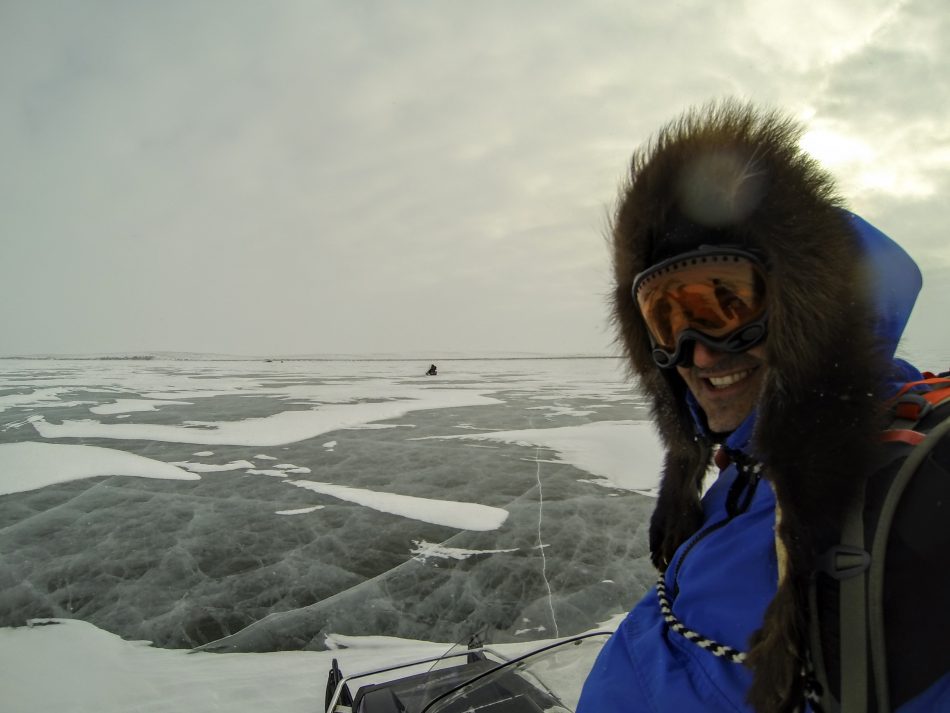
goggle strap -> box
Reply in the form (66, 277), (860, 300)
(650, 318), (768, 369)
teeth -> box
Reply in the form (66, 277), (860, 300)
(708, 369), (753, 388)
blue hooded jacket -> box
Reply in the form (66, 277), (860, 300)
(577, 215), (949, 712)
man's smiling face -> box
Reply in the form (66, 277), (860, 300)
(676, 342), (767, 433)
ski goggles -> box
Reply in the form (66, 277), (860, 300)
(633, 247), (768, 368)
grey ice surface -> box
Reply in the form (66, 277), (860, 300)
(0, 358), (656, 651)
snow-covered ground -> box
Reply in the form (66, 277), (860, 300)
(0, 357), (659, 712)
(0, 615), (624, 713)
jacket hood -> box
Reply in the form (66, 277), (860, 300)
(610, 100), (921, 711)
(848, 211), (921, 360)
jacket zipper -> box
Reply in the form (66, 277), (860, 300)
(668, 464), (762, 600)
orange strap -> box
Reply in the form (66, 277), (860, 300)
(887, 377), (950, 423)
(880, 429), (926, 446)
(879, 374), (950, 445)
(890, 376), (950, 401)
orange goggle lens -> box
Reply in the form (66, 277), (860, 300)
(634, 252), (767, 352)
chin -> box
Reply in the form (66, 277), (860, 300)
(708, 419), (743, 435)
(703, 404), (754, 434)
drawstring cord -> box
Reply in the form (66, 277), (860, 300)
(655, 453), (819, 712)
(655, 453), (762, 664)
(655, 573), (748, 663)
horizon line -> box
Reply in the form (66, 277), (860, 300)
(0, 351), (624, 363)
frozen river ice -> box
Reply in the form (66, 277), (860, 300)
(0, 357), (662, 652)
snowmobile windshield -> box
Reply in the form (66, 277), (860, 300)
(419, 631), (611, 713)
(325, 632), (610, 713)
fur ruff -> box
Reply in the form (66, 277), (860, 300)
(610, 100), (891, 711)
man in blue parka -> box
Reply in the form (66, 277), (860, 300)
(578, 101), (949, 712)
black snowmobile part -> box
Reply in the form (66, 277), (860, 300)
(324, 647), (500, 713)
(326, 658), (353, 711)
(325, 631), (610, 713)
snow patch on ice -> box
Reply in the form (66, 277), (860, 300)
(29, 390), (499, 446)
(90, 398), (193, 415)
(0, 442), (199, 495)
(272, 463), (312, 474)
(287, 481), (509, 531)
(515, 625), (548, 635)
(0, 388), (83, 412)
(275, 506), (325, 515)
(246, 469), (288, 477)
(526, 405), (595, 418)
(0, 619), (330, 713)
(343, 423), (416, 430)
(411, 539), (519, 562)
(415, 420), (663, 492)
(170, 460), (256, 473)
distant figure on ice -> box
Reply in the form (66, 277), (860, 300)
(425, 364), (438, 376)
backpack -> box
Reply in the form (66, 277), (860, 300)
(808, 373), (950, 712)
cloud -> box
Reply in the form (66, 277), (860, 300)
(796, 0), (950, 203)
(1, 0), (949, 356)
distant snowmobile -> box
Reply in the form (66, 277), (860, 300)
(324, 631), (609, 713)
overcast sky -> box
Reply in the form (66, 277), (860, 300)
(2, 0), (949, 362)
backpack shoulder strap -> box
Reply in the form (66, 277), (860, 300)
(867, 407), (950, 710)
(837, 477), (871, 712)
(810, 372), (950, 713)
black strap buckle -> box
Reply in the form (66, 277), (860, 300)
(816, 545), (871, 581)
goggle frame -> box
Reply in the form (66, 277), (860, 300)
(632, 246), (768, 369)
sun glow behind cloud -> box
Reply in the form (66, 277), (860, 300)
(800, 125), (937, 199)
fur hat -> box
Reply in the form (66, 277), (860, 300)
(611, 100), (891, 711)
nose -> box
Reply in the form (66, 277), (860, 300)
(691, 340), (726, 368)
